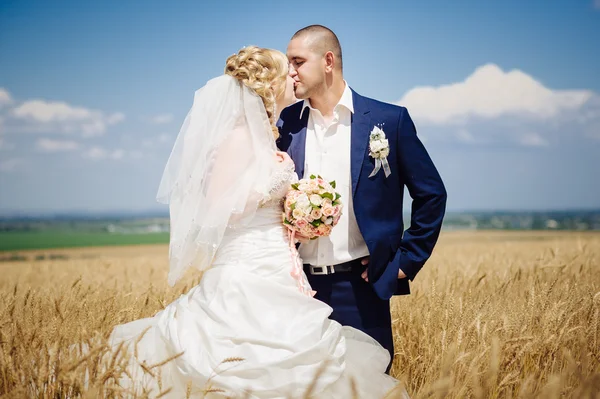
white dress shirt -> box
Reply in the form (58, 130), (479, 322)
(299, 82), (370, 266)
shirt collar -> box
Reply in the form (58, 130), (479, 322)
(301, 81), (354, 119)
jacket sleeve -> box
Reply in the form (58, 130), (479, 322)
(371, 107), (447, 299)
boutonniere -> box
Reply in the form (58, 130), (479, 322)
(368, 124), (391, 178)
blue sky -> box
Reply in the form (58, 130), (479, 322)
(1, 0), (599, 214)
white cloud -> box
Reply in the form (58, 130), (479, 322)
(83, 146), (127, 161)
(398, 64), (593, 125)
(112, 149), (125, 160)
(0, 158), (25, 172)
(36, 138), (80, 152)
(158, 133), (171, 143)
(83, 147), (108, 160)
(149, 114), (173, 124)
(397, 64), (600, 147)
(140, 133), (172, 148)
(455, 129), (475, 143)
(13, 100), (91, 122)
(0, 88), (13, 108)
(107, 113), (125, 125)
(8, 99), (124, 137)
(518, 132), (549, 147)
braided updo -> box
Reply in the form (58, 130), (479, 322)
(225, 46), (288, 140)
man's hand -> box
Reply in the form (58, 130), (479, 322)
(360, 256), (407, 282)
(360, 257), (370, 282)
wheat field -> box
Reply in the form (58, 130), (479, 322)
(1, 231), (599, 398)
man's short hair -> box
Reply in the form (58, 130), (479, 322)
(292, 25), (343, 71)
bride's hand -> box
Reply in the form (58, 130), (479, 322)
(294, 232), (311, 244)
(274, 151), (292, 164)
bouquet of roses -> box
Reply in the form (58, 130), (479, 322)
(282, 174), (343, 240)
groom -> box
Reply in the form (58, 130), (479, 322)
(277, 25), (447, 369)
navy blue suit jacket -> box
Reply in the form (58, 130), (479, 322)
(277, 88), (447, 300)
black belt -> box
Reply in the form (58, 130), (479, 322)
(303, 259), (360, 275)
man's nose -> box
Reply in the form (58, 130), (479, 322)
(288, 64), (297, 76)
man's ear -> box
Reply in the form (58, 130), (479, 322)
(324, 51), (335, 73)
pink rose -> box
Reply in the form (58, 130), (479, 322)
(310, 208), (322, 220)
(296, 219), (308, 229)
(333, 206), (341, 217)
(301, 226), (316, 238)
(317, 224), (330, 236)
(322, 205), (334, 217)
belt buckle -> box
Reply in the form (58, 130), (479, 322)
(310, 265), (334, 275)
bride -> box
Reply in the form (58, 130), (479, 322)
(108, 46), (409, 398)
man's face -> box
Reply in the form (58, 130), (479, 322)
(286, 36), (325, 100)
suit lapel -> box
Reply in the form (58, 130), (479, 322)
(350, 91), (371, 198)
(289, 107), (309, 179)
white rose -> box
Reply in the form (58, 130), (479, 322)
(373, 125), (386, 135)
(292, 208), (304, 219)
(370, 131), (383, 141)
(296, 194), (310, 209)
(370, 140), (384, 153)
(309, 194), (323, 206)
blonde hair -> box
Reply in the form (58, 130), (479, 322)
(225, 46), (288, 140)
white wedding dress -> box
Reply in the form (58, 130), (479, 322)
(108, 159), (408, 398)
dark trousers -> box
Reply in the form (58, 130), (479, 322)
(304, 260), (394, 372)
